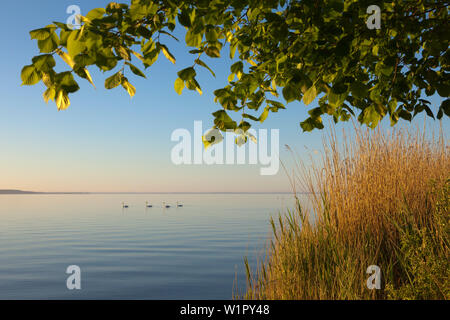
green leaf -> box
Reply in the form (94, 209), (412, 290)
(177, 67), (196, 81)
(372, 45), (379, 56)
(74, 53), (94, 67)
(205, 28), (218, 42)
(282, 83), (299, 103)
(129, 1), (154, 20)
(440, 99), (450, 117)
(185, 30), (202, 47)
(350, 82), (369, 99)
(195, 59), (215, 77)
(311, 107), (326, 119)
(267, 100), (285, 110)
(212, 110), (236, 130)
(37, 32), (59, 53)
(55, 48), (75, 68)
(331, 82), (348, 94)
(300, 117), (324, 132)
(106, 2), (124, 12)
(436, 83), (450, 97)
(21, 65), (40, 86)
(423, 105), (435, 119)
(328, 91), (347, 108)
(398, 109), (412, 122)
(58, 71), (80, 93)
(259, 106), (270, 123)
(125, 62), (146, 78)
(229, 42), (237, 59)
(242, 113), (259, 121)
(43, 87), (56, 103)
(160, 44), (176, 64)
(67, 30), (85, 58)
(59, 29), (71, 47)
(362, 106), (381, 128)
(142, 38), (155, 54)
(41, 72), (53, 87)
(73, 67), (95, 88)
(178, 10), (191, 27)
(54, 49), (95, 89)
(121, 77), (136, 98)
(116, 46), (131, 60)
(137, 26), (153, 39)
(159, 30), (179, 42)
(192, 79), (203, 95)
(55, 90), (70, 110)
(205, 46), (220, 58)
(174, 78), (184, 95)
(32, 54), (56, 72)
(303, 85), (317, 105)
(230, 61), (243, 74)
(86, 8), (105, 21)
(104, 71), (123, 89)
(238, 120), (251, 132)
(30, 27), (53, 40)
(380, 64), (394, 76)
(53, 22), (71, 31)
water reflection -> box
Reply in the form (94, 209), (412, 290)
(0, 193), (302, 299)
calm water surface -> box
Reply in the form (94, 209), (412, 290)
(0, 193), (297, 299)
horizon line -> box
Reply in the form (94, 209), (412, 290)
(0, 189), (302, 195)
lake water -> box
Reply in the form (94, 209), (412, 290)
(0, 193), (296, 299)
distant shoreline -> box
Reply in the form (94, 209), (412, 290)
(0, 190), (300, 195)
(0, 190), (90, 195)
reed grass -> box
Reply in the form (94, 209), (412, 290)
(242, 124), (449, 300)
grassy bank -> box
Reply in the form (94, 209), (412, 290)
(243, 125), (449, 300)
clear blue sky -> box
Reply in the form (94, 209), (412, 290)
(0, 0), (447, 192)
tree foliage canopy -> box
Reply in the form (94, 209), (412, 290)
(22, 0), (449, 142)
